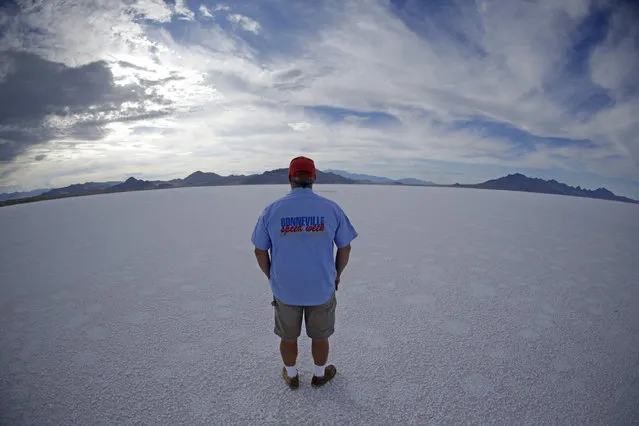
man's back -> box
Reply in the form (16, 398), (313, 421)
(252, 156), (357, 388)
(251, 187), (357, 306)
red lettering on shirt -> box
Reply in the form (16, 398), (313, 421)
(281, 223), (325, 235)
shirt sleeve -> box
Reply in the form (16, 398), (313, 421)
(251, 208), (272, 251)
(334, 206), (358, 248)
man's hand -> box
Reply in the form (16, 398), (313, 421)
(254, 247), (271, 280)
(335, 244), (351, 291)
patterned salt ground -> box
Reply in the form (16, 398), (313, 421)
(1, 185), (638, 425)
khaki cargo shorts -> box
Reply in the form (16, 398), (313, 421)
(271, 293), (337, 340)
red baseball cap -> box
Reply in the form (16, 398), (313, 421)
(289, 156), (316, 178)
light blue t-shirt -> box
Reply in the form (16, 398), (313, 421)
(251, 188), (358, 306)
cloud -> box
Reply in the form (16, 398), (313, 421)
(305, 106), (401, 128)
(174, 0), (195, 21)
(227, 14), (262, 34)
(288, 122), (312, 132)
(199, 5), (214, 18)
(0, 50), (175, 162)
(589, 4), (639, 96)
(0, 0), (638, 198)
(270, 0), (638, 176)
(0, 0), (172, 66)
(198, 3), (230, 19)
(132, 0), (174, 23)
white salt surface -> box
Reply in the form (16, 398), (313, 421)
(1, 184), (638, 425)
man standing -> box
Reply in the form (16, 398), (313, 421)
(251, 156), (358, 389)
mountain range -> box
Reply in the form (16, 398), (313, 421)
(324, 169), (436, 185)
(0, 188), (50, 202)
(453, 173), (638, 204)
(1, 169), (637, 206)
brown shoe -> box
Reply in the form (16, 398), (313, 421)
(311, 365), (337, 387)
(282, 367), (299, 389)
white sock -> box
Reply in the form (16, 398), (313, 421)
(314, 363), (326, 377)
(285, 365), (298, 378)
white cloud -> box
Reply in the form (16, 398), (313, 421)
(1, 0), (638, 197)
(130, 0), (174, 23)
(288, 122), (312, 131)
(174, 0), (195, 21)
(0, 0), (167, 66)
(199, 3), (231, 19)
(227, 14), (261, 34)
(199, 5), (214, 18)
(273, 0), (637, 177)
(589, 6), (639, 96)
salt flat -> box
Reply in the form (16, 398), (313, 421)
(1, 184), (638, 425)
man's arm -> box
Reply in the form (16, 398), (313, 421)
(335, 244), (352, 289)
(254, 248), (271, 280)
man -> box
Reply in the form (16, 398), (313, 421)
(251, 156), (358, 389)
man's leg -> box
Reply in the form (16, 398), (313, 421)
(280, 338), (298, 367)
(305, 294), (337, 384)
(273, 298), (302, 385)
(311, 339), (329, 367)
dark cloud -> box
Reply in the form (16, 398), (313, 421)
(0, 127), (51, 163)
(274, 68), (303, 82)
(0, 162), (18, 180)
(34, 154), (46, 161)
(0, 50), (174, 162)
(272, 66), (334, 91)
(139, 74), (186, 87)
(72, 111), (172, 139)
(117, 60), (148, 71)
(66, 122), (112, 141)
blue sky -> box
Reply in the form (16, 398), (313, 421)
(0, 0), (638, 198)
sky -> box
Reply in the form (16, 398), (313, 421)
(0, 0), (638, 197)
(1, 185), (638, 423)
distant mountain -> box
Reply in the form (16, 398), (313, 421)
(3, 170), (637, 207)
(109, 177), (170, 192)
(315, 170), (358, 184)
(324, 169), (395, 183)
(395, 178), (436, 185)
(183, 171), (228, 186)
(241, 169), (289, 185)
(41, 182), (121, 198)
(242, 169), (355, 185)
(325, 169), (435, 185)
(455, 173), (638, 204)
(0, 188), (49, 201)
